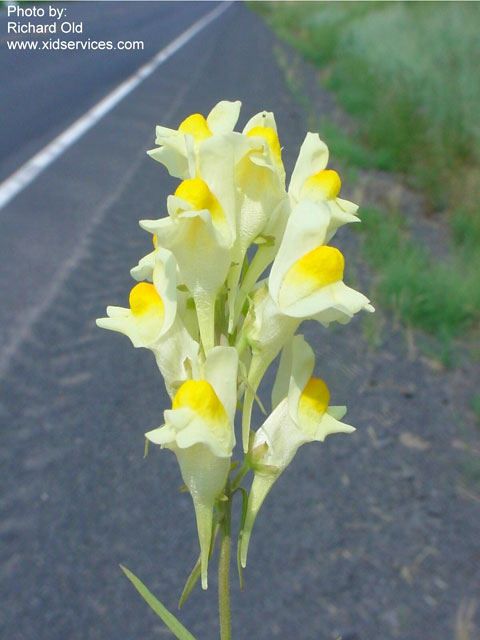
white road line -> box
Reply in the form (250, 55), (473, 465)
(0, 1), (232, 211)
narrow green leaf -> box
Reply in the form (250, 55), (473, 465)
(178, 557), (201, 610)
(253, 391), (267, 416)
(120, 565), (197, 640)
(238, 374), (267, 415)
(144, 438), (150, 458)
(178, 522), (221, 609)
(235, 487), (249, 591)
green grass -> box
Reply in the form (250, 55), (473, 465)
(450, 208), (480, 255)
(358, 207), (480, 341)
(472, 393), (480, 426)
(255, 1), (480, 213)
(319, 120), (393, 171)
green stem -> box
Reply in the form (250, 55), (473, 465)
(218, 494), (232, 640)
(234, 329), (248, 358)
(231, 460), (250, 493)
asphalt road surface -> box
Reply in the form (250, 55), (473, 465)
(0, 1), (216, 182)
(0, 1), (221, 367)
(0, 3), (331, 639)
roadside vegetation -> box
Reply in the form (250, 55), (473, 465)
(253, 1), (480, 350)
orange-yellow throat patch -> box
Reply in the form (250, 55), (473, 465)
(129, 282), (165, 318)
(282, 245), (345, 303)
(173, 380), (229, 431)
(174, 178), (225, 224)
(178, 113), (212, 143)
(298, 378), (330, 435)
(247, 125), (283, 167)
(302, 169), (341, 201)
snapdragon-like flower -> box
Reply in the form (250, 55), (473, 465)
(96, 248), (199, 397)
(269, 200), (372, 320)
(147, 100), (242, 179)
(240, 335), (354, 567)
(140, 177), (233, 354)
(96, 247), (177, 347)
(242, 110), (286, 186)
(224, 114), (289, 329)
(145, 346), (238, 589)
(289, 132), (360, 241)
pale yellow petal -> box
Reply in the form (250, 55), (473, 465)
(203, 347), (239, 427)
(289, 132), (329, 201)
(287, 335), (315, 424)
(206, 100), (242, 134)
(269, 200), (331, 307)
(242, 110), (278, 135)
